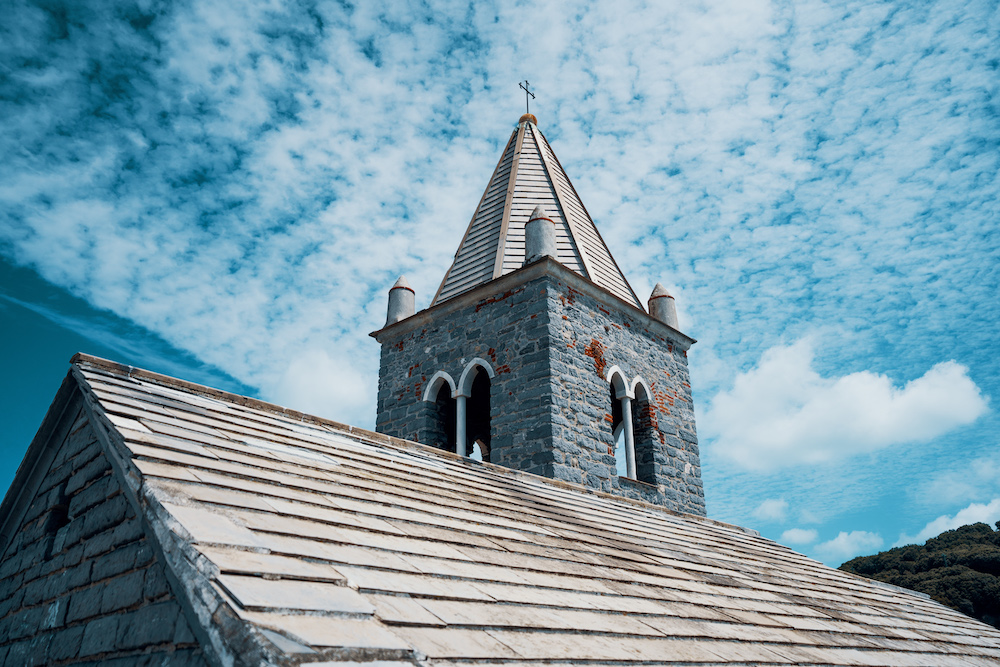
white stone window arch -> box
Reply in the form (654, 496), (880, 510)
(421, 371), (457, 452)
(456, 358), (495, 459)
(458, 358), (496, 397)
(605, 365), (636, 479)
(630, 376), (652, 402)
(421, 371), (457, 403)
(605, 365), (633, 399)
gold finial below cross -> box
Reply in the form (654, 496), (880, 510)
(519, 80), (535, 114)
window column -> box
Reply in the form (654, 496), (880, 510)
(455, 393), (468, 457)
(620, 395), (636, 479)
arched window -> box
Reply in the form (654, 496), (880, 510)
(467, 368), (492, 462)
(606, 366), (635, 479)
(433, 383), (457, 453)
(457, 358), (495, 459)
(631, 377), (655, 485)
(421, 372), (457, 453)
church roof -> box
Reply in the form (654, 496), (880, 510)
(4, 353), (1000, 665)
(432, 115), (643, 309)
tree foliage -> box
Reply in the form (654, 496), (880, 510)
(839, 522), (1000, 628)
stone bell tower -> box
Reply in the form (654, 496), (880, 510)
(371, 113), (705, 516)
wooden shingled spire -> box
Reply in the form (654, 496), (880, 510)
(432, 115), (642, 308)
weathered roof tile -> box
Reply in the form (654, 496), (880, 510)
(46, 353), (1000, 666)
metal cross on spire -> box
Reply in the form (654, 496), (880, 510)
(519, 80), (535, 114)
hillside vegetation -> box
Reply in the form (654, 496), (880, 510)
(839, 522), (1000, 629)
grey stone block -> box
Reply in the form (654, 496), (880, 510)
(3, 638), (46, 667)
(118, 601), (180, 649)
(61, 560), (93, 591)
(48, 624), (85, 661)
(7, 605), (45, 641)
(21, 574), (50, 607)
(79, 614), (120, 656)
(21, 557), (44, 585)
(551, 466), (583, 484)
(0, 574), (25, 617)
(65, 455), (111, 496)
(66, 583), (105, 623)
(65, 431), (100, 466)
(81, 495), (129, 542)
(100, 569), (145, 613)
(91, 542), (140, 581)
(68, 474), (114, 519)
(41, 598), (68, 630)
(173, 612), (197, 644)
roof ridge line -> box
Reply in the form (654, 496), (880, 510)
(69, 353), (744, 533)
(490, 120), (527, 280)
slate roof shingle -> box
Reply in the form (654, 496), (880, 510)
(31, 353), (1000, 665)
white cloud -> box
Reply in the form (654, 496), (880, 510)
(815, 531), (884, 564)
(703, 340), (989, 470)
(896, 499), (1000, 547)
(752, 498), (788, 523)
(781, 528), (818, 545)
(797, 510), (821, 525)
(918, 454), (1000, 508)
(269, 348), (376, 426)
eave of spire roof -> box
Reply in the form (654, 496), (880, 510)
(432, 114), (642, 309)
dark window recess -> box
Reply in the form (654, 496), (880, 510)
(467, 369), (491, 462)
(610, 383), (623, 432)
(433, 384), (457, 453)
(633, 390), (656, 485)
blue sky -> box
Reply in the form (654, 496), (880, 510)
(1, 0), (998, 565)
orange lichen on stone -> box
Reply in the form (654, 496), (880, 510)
(583, 339), (607, 378)
(475, 287), (525, 312)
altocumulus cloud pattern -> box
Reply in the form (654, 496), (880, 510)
(1, 0), (998, 564)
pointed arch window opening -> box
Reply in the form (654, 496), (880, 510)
(428, 381), (457, 453)
(466, 368), (492, 463)
(607, 369), (637, 480)
(632, 382), (655, 485)
(425, 359), (493, 461)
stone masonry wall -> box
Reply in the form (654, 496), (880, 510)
(377, 280), (554, 468)
(376, 267), (705, 516)
(0, 408), (206, 666)
(548, 278), (705, 516)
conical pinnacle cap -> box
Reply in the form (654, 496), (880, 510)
(650, 282), (672, 299)
(390, 276), (414, 292)
(528, 205), (552, 223)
